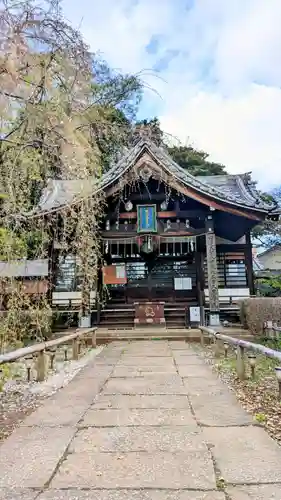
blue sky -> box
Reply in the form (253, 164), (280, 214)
(63, 0), (281, 189)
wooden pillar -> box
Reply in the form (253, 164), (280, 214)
(195, 241), (205, 324)
(205, 214), (220, 326)
(46, 218), (60, 310)
(245, 231), (255, 295)
(46, 226), (55, 307)
(195, 249), (204, 307)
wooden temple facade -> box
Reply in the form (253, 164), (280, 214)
(36, 139), (273, 328)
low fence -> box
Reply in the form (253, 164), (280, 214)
(199, 326), (281, 398)
(0, 328), (96, 382)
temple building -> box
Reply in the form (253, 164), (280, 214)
(35, 138), (273, 330)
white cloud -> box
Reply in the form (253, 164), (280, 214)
(160, 85), (281, 188)
(63, 0), (281, 189)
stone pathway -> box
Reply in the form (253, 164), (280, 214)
(1, 340), (281, 499)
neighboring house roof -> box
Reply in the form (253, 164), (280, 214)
(253, 256), (263, 272)
(255, 269), (281, 278)
(257, 245), (281, 258)
(0, 259), (48, 278)
(35, 138), (274, 214)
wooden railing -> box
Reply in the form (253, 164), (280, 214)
(199, 325), (281, 398)
(0, 328), (97, 382)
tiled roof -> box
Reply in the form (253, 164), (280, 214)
(35, 138), (273, 214)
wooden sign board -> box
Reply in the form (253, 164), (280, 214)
(134, 302), (165, 326)
(174, 277), (192, 290)
(190, 306), (201, 323)
(102, 265), (127, 285)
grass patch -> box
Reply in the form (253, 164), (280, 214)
(200, 342), (281, 444)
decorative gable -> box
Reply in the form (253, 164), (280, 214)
(35, 138), (273, 218)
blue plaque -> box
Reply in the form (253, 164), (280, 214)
(137, 205), (157, 233)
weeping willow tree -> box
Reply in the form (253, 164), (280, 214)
(0, 0), (142, 348)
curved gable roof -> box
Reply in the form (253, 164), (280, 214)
(35, 138), (273, 215)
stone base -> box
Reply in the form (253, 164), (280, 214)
(79, 314), (91, 328)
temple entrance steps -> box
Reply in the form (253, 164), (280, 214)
(165, 304), (189, 329)
(96, 327), (201, 342)
(99, 301), (198, 330)
(96, 326), (254, 343)
(99, 304), (135, 330)
(98, 300), (250, 333)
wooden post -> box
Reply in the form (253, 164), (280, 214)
(195, 249), (204, 312)
(50, 352), (56, 369)
(36, 350), (47, 382)
(205, 215), (220, 326)
(214, 337), (221, 357)
(91, 329), (97, 348)
(200, 330), (205, 347)
(245, 231), (255, 295)
(72, 339), (79, 360)
(236, 345), (246, 380)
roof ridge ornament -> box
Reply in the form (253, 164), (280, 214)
(139, 165), (152, 183)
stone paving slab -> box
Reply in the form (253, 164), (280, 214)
(174, 355), (206, 365)
(227, 485), (281, 499)
(125, 340), (169, 347)
(111, 366), (177, 377)
(189, 393), (252, 426)
(177, 365), (215, 377)
(79, 408), (196, 427)
(74, 366), (113, 379)
(0, 426), (74, 488)
(203, 426), (281, 484)
(184, 376), (228, 396)
(170, 350), (201, 357)
(22, 400), (89, 427)
(95, 355), (121, 362)
(51, 451), (216, 489)
(70, 426), (204, 453)
(92, 394), (191, 409)
(117, 357), (175, 366)
(102, 377), (188, 395)
(38, 490), (226, 500)
(97, 348), (123, 357)
(54, 378), (106, 402)
(0, 490), (39, 500)
(169, 341), (191, 349)
(122, 349), (172, 357)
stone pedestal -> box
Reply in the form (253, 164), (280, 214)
(79, 314), (91, 328)
(134, 302), (166, 328)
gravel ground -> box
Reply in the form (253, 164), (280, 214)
(0, 345), (104, 441)
(193, 342), (281, 445)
